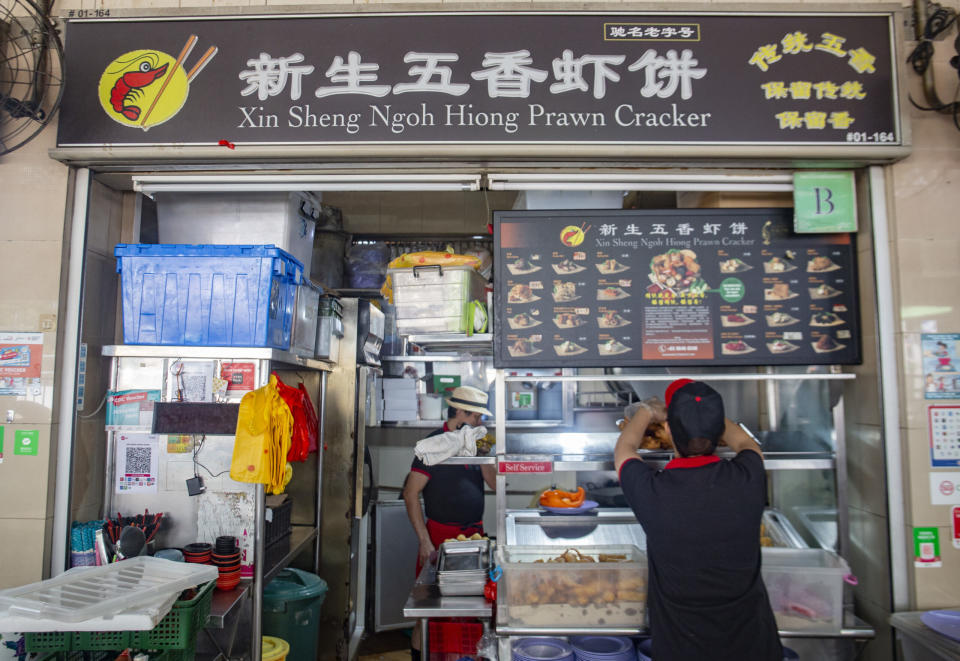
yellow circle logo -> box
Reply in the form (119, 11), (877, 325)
(560, 225), (585, 247)
(98, 50), (188, 129)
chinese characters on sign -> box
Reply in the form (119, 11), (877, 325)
(59, 13), (900, 146)
(494, 208), (861, 368)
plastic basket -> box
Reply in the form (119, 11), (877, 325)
(427, 619), (483, 654)
(265, 499), (293, 547)
(25, 581), (214, 653)
(114, 243), (302, 348)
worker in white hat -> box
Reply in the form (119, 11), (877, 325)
(402, 385), (496, 661)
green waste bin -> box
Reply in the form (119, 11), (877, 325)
(262, 568), (328, 661)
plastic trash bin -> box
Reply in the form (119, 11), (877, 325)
(891, 611), (960, 660)
(262, 569), (328, 661)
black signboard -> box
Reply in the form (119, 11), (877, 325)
(493, 208), (861, 368)
(58, 12), (900, 148)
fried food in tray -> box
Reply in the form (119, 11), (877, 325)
(552, 282), (580, 302)
(616, 416), (673, 450)
(810, 284), (842, 300)
(598, 339), (631, 356)
(807, 256), (841, 273)
(763, 257), (796, 274)
(554, 312), (586, 329)
(765, 283), (797, 301)
(553, 258), (586, 275)
(508, 284), (540, 304)
(719, 257), (752, 273)
(597, 311), (630, 328)
(597, 286), (630, 301)
(554, 340), (588, 356)
(508, 337), (542, 357)
(507, 257), (542, 275)
(766, 311), (800, 327)
(508, 312), (541, 329)
(596, 258), (629, 274)
(767, 339), (800, 354)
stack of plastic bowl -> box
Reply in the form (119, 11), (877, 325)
(182, 542), (212, 564)
(213, 536), (241, 590)
(512, 638), (576, 661)
(569, 636), (637, 661)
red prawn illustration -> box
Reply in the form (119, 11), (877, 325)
(109, 62), (169, 121)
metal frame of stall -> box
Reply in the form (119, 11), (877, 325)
(101, 345), (332, 661)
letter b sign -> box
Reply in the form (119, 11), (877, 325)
(793, 171), (857, 233)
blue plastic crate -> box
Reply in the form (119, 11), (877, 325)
(115, 244), (302, 348)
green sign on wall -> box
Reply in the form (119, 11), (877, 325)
(14, 430), (39, 456)
(913, 526), (942, 567)
(793, 171), (857, 233)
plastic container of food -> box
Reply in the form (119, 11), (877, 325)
(391, 264), (486, 334)
(496, 545), (647, 629)
(760, 547), (850, 633)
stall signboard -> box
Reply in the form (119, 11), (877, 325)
(493, 208), (861, 368)
(499, 457), (553, 474)
(58, 12), (901, 149)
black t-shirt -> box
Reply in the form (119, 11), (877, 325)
(620, 452), (782, 661)
(410, 425), (485, 525)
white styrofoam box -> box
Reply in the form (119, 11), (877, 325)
(513, 190), (625, 210)
(154, 191), (319, 280)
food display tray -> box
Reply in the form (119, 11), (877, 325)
(437, 539), (491, 596)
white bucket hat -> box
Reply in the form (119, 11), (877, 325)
(445, 385), (493, 417)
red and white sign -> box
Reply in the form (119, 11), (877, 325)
(499, 459), (553, 474)
(0, 332), (42, 377)
(953, 507), (960, 549)
(930, 472), (960, 505)
(221, 363), (255, 391)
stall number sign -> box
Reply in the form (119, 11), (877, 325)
(793, 171), (857, 233)
(499, 457), (553, 474)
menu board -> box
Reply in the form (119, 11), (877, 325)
(493, 208), (861, 368)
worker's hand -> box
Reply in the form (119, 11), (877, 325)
(643, 397), (667, 424)
(418, 539), (436, 569)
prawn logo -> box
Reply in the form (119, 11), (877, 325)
(560, 225), (586, 247)
(97, 36), (217, 130)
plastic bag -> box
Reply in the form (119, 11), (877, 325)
(273, 372), (318, 463)
(230, 375), (293, 494)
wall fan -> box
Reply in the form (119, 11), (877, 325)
(0, 0), (63, 156)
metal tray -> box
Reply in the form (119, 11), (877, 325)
(763, 508), (809, 549)
(437, 539), (491, 586)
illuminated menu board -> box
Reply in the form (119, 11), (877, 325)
(493, 208), (861, 368)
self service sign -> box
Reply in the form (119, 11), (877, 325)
(58, 11), (902, 149)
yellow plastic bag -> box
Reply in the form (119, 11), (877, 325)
(230, 375), (293, 494)
(380, 251), (482, 303)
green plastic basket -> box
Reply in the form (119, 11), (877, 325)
(25, 580), (214, 653)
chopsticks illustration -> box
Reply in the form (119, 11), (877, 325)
(140, 35), (218, 129)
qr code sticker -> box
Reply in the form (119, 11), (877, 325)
(124, 445), (152, 475)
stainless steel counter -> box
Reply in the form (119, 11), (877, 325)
(402, 562), (493, 619)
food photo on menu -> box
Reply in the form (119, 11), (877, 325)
(508, 311), (541, 329)
(765, 283), (798, 301)
(554, 339), (588, 356)
(553, 282), (580, 302)
(766, 311), (800, 327)
(768, 338), (801, 354)
(807, 255), (841, 273)
(598, 310), (630, 328)
(721, 312), (754, 328)
(596, 258), (629, 274)
(597, 285), (630, 301)
(508, 336), (542, 357)
(508, 283), (540, 304)
(553, 258), (585, 274)
(722, 339), (756, 355)
(812, 333), (845, 353)
(649, 249), (709, 295)
(507, 256), (541, 275)
(763, 255), (797, 273)
(810, 283), (842, 300)
(810, 311), (845, 327)
(554, 312), (587, 329)
(598, 338), (631, 356)
(719, 257), (752, 273)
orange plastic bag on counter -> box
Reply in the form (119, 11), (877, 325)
(380, 250), (482, 303)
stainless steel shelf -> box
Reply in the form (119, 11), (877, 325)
(495, 452), (835, 472)
(208, 582), (250, 628)
(103, 345), (334, 371)
(405, 333), (492, 353)
(382, 354), (469, 363)
(504, 372), (855, 383)
(379, 419), (565, 429)
(438, 456), (496, 465)
(264, 526), (318, 584)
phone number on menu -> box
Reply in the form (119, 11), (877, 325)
(845, 131), (897, 143)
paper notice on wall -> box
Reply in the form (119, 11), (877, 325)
(115, 433), (159, 494)
(914, 527), (942, 568)
(930, 471), (960, 505)
(168, 360), (215, 402)
(106, 390), (161, 428)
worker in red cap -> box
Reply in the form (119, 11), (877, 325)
(614, 379), (782, 661)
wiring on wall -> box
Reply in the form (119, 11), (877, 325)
(907, 0), (960, 130)
(192, 433), (229, 479)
